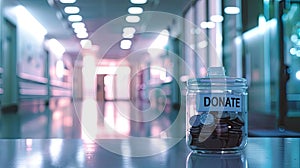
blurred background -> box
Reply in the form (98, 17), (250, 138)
(0, 0), (299, 140)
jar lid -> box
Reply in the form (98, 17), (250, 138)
(187, 67), (247, 89)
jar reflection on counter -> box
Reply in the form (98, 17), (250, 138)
(186, 151), (248, 168)
(186, 67), (248, 153)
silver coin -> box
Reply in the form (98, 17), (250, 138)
(189, 115), (202, 127)
(200, 113), (215, 125)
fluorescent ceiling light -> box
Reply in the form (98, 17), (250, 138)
(148, 29), (170, 57)
(74, 27), (87, 34)
(123, 27), (136, 33)
(290, 34), (298, 43)
(122, 32), (134, 39)
(60, 0), (76, 3)
(289, 48), (297, 55)
(130, 0), (147, 4)
(76, 32), (88, 39)
(125, 15), (140, 23)
(297, 50), (300, 57)
(210, 15), (224, 22)
(200, 21), (215, 29)
(198, 40), (208, 48)
(128, 7), (143, 14)
(80, 39), (92, 49)
(122, 27), (136, 38)
(64, 6), (80, 14)
(56, 60), (65, 78)
(72, 22), (85, 29)
(224, 7), (240, 14)
(46, 38), (65, 58)
(15, 5), (47, 37)
(120, 39), (132, 50)
(68, 15), (82, 22)
(296, 71), (300, 80)
(149, 29), (169, 49)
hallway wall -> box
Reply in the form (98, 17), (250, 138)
(0, 1), (72, 107)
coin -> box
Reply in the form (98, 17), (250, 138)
(200, 113), (215, 126)
(189, 115), (202, 127)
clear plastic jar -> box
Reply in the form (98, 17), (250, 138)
(186, 67), (248, 153)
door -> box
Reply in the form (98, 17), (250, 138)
(96, 74), (105, 102)
(2, 19), (18, 109)
(282, 1), (300, 131)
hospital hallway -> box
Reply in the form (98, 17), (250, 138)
(1, 96), (300, 140)
(0, 0), (299, 140)
(1, 0), (300, 167)
(0, 96), (300, 167)
(0, 97), (185, 139)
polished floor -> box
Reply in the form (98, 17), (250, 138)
(0, 98), (185, 139)
(0, 137), (299, 167)
(0, 98), (300, 168)
(1, 98), (300, 139)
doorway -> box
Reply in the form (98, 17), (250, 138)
(96, 66), (131, 101)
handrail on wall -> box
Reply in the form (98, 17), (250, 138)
(0, 67), (4, 94)
(18, 73), (47, 84)
(17, 73), (71, 98)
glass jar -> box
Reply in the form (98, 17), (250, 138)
(186, 67), (248, 153)
(186, 151), (247, 168)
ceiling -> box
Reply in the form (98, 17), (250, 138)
(17, 0), (190, 59)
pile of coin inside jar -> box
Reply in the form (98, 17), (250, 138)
(188, 111), (245, 150)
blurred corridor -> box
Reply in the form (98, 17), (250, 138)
(1, 0), (300, 167)
(0, 0), (300, 141)
(0, 98), (184, 139)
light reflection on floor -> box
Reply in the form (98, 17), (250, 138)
(1, 99), (300, 167)
(0, 98), (184, 139)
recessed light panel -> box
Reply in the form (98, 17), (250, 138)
(200, 21), (215, 29)
(74, 27), (87, 34)
(122, 27), (136, 38)
(125, 15), (140, 23)
(210, 15), (224, 23)
(72, 22), (85, 29)
(128, 7), (143, 14)
(123, 27), (136, 34)
(80, 39), (92, 49)
(60, 0), (76, 3)
(130, 0), (147, 4)
(224, 7), (240, 14)
(64, 6), (80, 14)
(68, 15), (82, 22)
(76, 32), (88, 39)
(120, 39), (132, 49)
